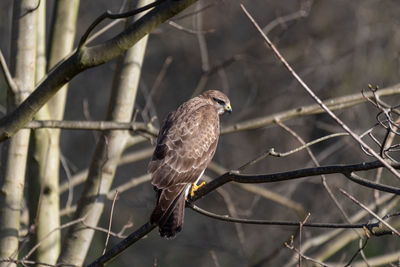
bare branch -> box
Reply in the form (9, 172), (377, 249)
(336, 251), (400, 267)
(86, 222), (156, 267)
(103, 191), (119, 255)
(344, 230), (370, 267)
(240, 4), (400, 180)
(24, 120), (158, 135)
(84, 0), (130, 44)
(262, 0), (312, 34)
(0, 258), (77, 267)
(285, 237), (329, 267)
(59, 149), (153, 195)
(284, 193), (397, 265)
(78, 0), (166, 47)
(340, 189), (400, 237)
(91, 160), (399, 266)
(240, 183), (306, 218)
(81, 223), (127, 239)
(107, 174), (151, 199)
(22, 217), (86, 261)
(275, 121), (355, 231)
(168, 20), (215, 34)
(238, 132), (348, 172)
(299, 213), (312, 267)
(221, 84), (400, 134)
(192, 161), (400, 203)
(208, 162), (306, 218)
(188, 202), (379, 229)
(0, 49), (18, 93)
(0, 0), (199, 142)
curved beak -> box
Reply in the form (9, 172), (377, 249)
(224, 103), (232, 114)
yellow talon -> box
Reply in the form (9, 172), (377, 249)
(190, 182), (206, 197)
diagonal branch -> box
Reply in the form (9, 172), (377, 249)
(86, 222), (156, 267)
(89, 160), (400, 266)
(221, 84), (400, 134)
(340, 189), (400, 237)
(0, 49), (18, 94)
(0, 0), (198, 142)
(240, 4), (400, 180)
(78, 0), (166, 47)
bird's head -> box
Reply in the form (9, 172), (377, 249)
(202, 90), (232, 115)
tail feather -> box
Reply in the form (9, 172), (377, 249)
(150, 187), (186, 239)
(159, 192), (185, 238)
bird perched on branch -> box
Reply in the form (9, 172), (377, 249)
(149, 90), (232, 238)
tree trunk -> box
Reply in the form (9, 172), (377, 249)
(57, 1), (150, 265)
(0, 0), (37, 265)
(27, 1), (80, 265)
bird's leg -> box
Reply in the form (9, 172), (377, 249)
(190, 182), (206, 197)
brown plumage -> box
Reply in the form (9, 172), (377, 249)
(149, 90), (232, 238)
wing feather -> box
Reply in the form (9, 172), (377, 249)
(149, 102), (219, 188)
(149, 97), (220, 227)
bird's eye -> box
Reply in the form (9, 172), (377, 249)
(213, 97), (225, 105)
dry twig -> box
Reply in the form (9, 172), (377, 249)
(340, 189), (400, 237)
(103, 191), (119, 255)
(240, 4), (400, 180)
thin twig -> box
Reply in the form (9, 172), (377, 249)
(340, 189), (400, 237)
(240, 4), (400, 180)
(87, 222), (156, 267)
(188, 202), (377, 229)
(168, 21), (215, 34)
(0, 49), (18, 93)
(89, 160), (399, 266)
(78, 0), (165, 47)
(284, 196), (397, 266)
(22, 217), (87, 260)
(238, 132), (348, 172)
(209, 250), (221, 267)
(103, 191), (119, 255)
(60, 153), (74, 212)
(340, 251), (400, 267)
(344, 231), (370, 267)
(117, 219), (134, 237)
(276, 121), (355, 224)
(60, 175), (151, 217)
(142, 56), (173, 120)
(285, 240), (330, 267)
(299, 213), (311, 267)
(174, 2), (214, 21)
(214, 186), (247, 256)
(262, 0), (312, 34)
(222, 84), (400, 134)
(195, 1), (209, 72)
(81, 222), (127, 239)
(0, 258), (77, 267)
(85, 0), (130, 44)
(107, 174), (151, 199)
(59, 150), (153, 195)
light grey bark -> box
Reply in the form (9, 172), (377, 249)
(0, 0), (198, 142)
(57, 1), (151, 265)
(28, 1), (80, 265)
(0, 0), (37, 265)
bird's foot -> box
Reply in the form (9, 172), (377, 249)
(190, 182), (206, 197)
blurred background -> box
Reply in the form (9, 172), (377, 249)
(1, 0), (400, 266)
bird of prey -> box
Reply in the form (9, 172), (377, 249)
(149, 90), (232, 238)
